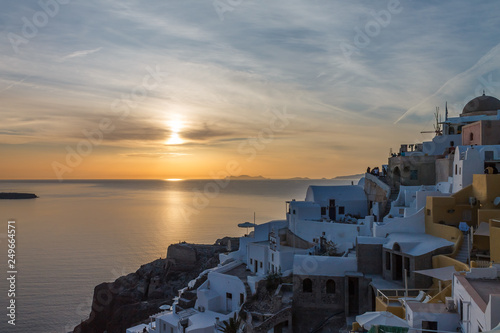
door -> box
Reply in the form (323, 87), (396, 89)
(329, 199), (336, 220)
(393, 254), (403, 281)
(226, 292), (232, 312)
(348, 277), (359, 315)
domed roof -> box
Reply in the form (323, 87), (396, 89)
(462, 93), (500, 116)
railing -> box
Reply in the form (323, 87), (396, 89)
(377, 288), (439, 305)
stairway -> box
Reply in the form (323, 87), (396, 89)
(243, 281), (253, 298)
(455, 233), (470, 264)
(389, 188), (400, 202)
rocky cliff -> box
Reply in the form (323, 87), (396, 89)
(72, 241), (234, 333)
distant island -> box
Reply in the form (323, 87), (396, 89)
(334, 173), (364, 179)
(0, 192), (38, 199)
(227, 175), (269, 180)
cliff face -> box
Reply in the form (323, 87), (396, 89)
(73, 243), (227, 333)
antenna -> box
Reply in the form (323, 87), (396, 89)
(420, 107), (442, 136)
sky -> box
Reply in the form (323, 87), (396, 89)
(1, 0), (500, 179)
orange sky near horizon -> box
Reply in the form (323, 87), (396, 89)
(2, 1), (497, 180)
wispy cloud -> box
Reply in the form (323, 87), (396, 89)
(59, 47), (103, 62)
(2, 0), (500, 178)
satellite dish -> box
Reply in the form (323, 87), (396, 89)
(159, 304), (171, 311)
(494, 197), (500, 206)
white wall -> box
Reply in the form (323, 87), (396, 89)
(195, 272), (246, 314)
(156, 314), (180, 333)
(453, 275), (488, 333)
(269, 247), (309, 275)
(406, 306), (459, 332)
(292, 219), (370, 252)
(486, 295), (500, 330)
(453, 146), (483, 193)
(422, 134), (461, 156)
(253, 220), (287, 242)
(247, 242), (268, 276)
(374, 207), (425, 238)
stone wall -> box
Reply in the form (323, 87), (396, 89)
(388, 155), (438, 187)
(292, 275), (345, 312)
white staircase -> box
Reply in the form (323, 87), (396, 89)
(455, 232), (470, 264)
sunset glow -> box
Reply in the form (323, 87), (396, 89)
(165, 119), (185, 145)
(1, 2), (499, 180)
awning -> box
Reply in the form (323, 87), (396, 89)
(414, 266), (458, 281)
(356, 311), (409, 330)
(475, 222), (490, 236)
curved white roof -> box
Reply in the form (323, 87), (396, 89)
(305, 185), (366, 204)
(384, 233), (453, 256)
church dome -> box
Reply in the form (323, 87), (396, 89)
(461, 93), (500, 116)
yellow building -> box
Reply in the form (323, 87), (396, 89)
(425, 174), (500, 263)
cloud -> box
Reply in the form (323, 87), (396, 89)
(182, 122), (234, 142)
(59, 47), (103, 62)
(395, 42), (500, 123)
(121, 152), (189, 158)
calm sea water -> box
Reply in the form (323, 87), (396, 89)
(0, 179), (355, 333)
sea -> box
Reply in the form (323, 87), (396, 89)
(0, 178), (358, 333)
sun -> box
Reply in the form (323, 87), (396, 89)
(165, 118), (185, 145)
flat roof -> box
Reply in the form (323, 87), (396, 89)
(406, 302), (449, 314)
(455, 275), (500, 312)
(293, 255), (357, 276)
(358, 236), (388, 245)
(368, 275), (404, 290)
(467, 278), (500, 306)
(187, 310), (232, 331)
(223, 264), (254, 280)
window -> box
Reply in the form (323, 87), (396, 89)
(260, 262), (263, 268)
(303, 278), (312, 292)
(163, 323), (166, 330)
(470, 132), (474, 141)
(321, 207), (327, 215)
(326, 279), (336, 294)
(271, 253), (274, 261)
(422, 321), (437, 333)
(485, 151), (494, 161)
(240, 293), (244, 305)
(226, 292), (232, 299)
(250, 259), (253, 264)
(170, 328), (173, 333)
(385, 252), (391, 270)
(455, 164), (458, 175)
(293, 209), (296, 214)
(459, 299), (464, 321)
(405, 257), (410, 276)
(427, 209), (431, 216)
(338, 206), (345, 215)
